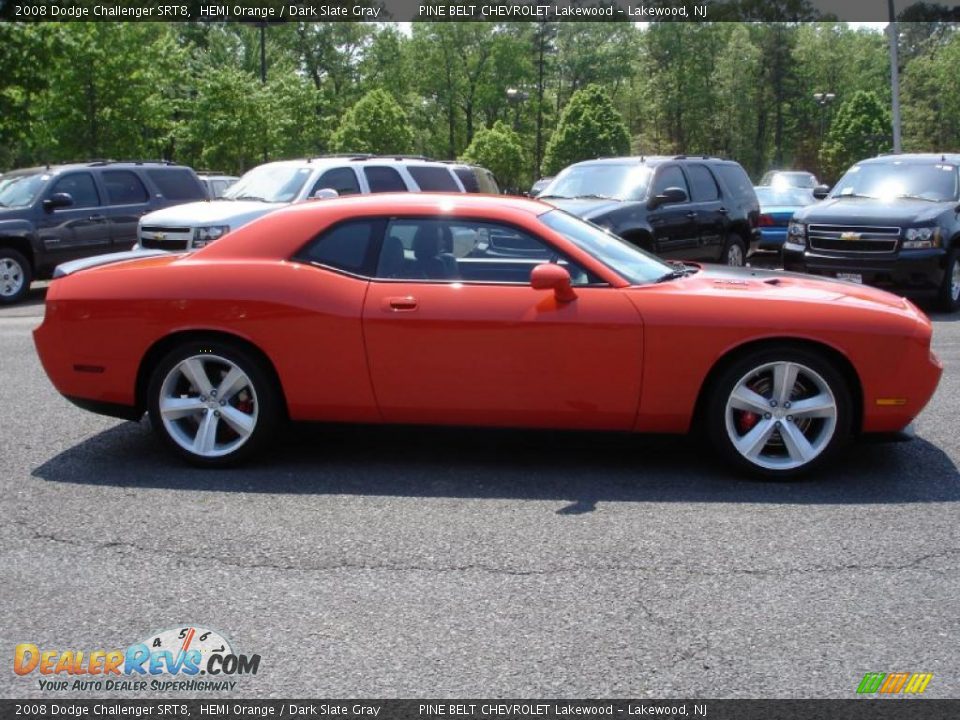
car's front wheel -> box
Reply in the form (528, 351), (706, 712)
(0, 248), (31, 305)
(938, 248), (960, 313)
(705, 347), (852, 478)
(722, 235), (746, 266)
(147, 340), (281, 466)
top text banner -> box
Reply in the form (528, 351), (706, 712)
(2, 0), (960, 22)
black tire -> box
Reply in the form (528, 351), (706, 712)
(937, 248), (960, 313)
(704, 346), (852, 479)
(0, 247), (32, 305)
(722, 235), (746, 267)
(147, 340), (282, 467)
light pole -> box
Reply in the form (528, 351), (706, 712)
(505, 87), (529, 131)
(813, 92), (836, 176)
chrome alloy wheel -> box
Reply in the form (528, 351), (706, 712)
(726, 243), (744, 266)
(0, 256), (25, 298)
(951, 258), (960, 303)
(158, 354), (259, 458)
(724, 361), (838, 471)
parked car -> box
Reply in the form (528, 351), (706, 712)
(759, 170), (820, 190)
(196, 172), (239, 199)
(36, 193), (941, 478)
(529, 176), (554, 197)
(753, 185), (817, 251)
(539, 156), (760, 266)
(136, 156), (492, 253)
(0, 160), (205, 304)
(783, 153), (960, 312)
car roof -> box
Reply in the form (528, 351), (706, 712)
(254, 156), (463, 170)
(3, 161), (187, 177)
(858, 153), (960, 165)
(565, 156), (739, 168)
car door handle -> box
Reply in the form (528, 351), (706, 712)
(384, 296), (418, 312)
(685, 211), (698, 219)
(718, 207), (729, 214)
(88, 214), (107, 222)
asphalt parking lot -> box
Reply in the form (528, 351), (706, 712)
(1, 281), (959, 699)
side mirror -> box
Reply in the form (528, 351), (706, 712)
(812, 184), (831, 200)
(531, 263), (577, 303)
(43, 192), (74, 212)
(648, 186), (688, 209)
(312, 188), (339, 200)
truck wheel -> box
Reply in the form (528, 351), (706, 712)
(722, 235), (746, 266)
(938, 248), (960, 313)
(0, 248), (31, 305)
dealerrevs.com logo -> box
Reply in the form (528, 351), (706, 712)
(14, 626), (261, 692)
(856, 672), (933, 695)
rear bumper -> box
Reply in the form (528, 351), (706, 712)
(782, 247), (947, 297)
(754, 228), (786, 251)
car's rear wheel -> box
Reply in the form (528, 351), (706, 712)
(722, 235), (746, 266)
(705, 348), (852, 478)
(147, 340), (280, 467)
(0, 248), (31, 305)
(937, 248), (960, 313)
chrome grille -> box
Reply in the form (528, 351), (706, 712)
(808, 224), (900, 254)
(140, 225), (192, 251)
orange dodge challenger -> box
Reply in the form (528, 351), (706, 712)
(34, 193), (942, 478)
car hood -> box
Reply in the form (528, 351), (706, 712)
(139, 199), (286, 227)
(667, 264), (914, 313)
(793, 197), (948, 225)
(541, 197), (626, 220)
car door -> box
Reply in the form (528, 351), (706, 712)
(683, 163), (727, 261)
(361, 216), (644, 430)
(100, 169), (152, 251)
(647, 164), (698, 260)
(35, 171), (110, 269)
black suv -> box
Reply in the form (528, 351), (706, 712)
(0, 161), (205, 303)
(539, 156), (760, 266)
(783, 154), (960, 312)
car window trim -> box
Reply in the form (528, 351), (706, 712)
(290, 217), (386, 278)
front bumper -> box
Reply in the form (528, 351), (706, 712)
(782, 246), (947, 297)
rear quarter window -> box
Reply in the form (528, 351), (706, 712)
(408, 166), (460, 192)
(713, 164), (758, 208)
(146, 168), (206, 201)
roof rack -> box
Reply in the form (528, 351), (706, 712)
(86, 159), (178, 167)
(348, 154), (438, 162)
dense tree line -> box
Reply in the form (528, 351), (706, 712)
(1, 20), (958, 186)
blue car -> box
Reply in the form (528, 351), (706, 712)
(753, 185), (817, 251)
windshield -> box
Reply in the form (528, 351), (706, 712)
(223, 164), (314, 203)
(761, 171), (817, 189)
(541, 164), (652, 201)
(754, 186), (816, 207)
(539, 209), (672, 285)
(831, 162), (959, 202)
(0, 172), (48, 208)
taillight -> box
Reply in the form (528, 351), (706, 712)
(758, 214), (775, 227)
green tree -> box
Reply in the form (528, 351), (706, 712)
(331, 89), (413, 155)
(820, 90), (890, 180)
(460, 121), (526, 190)
(542, 84), (630, 174)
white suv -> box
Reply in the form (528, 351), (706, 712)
(136, 156), (484, 252)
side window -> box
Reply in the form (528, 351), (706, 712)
(296, 220), (377, 275)
(102, 170), (149, 205)
(50, 172), (100, 208)
(311, 167), (361, 197)
(685, 164), (720, 202)
(363, 166), (407, 193)
(651, 165), (689, 199)
(146, 169), (206, 200)
(453, 168), (480, 193)
(376, 218), (596, 285)
(714, 164), (755, 206)
(407, 166), (460, 192)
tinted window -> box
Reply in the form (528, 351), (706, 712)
(50, 172), (100, 208)
(312, 167), (360, 196)
(408, 166), (460, 192)
(685, 164), (720, 202)
(364, 166), (407, 193)
(454, 168), (480, 193)
(651, 166), (689, 197)
(714, 164), (756, 206)
(376, 218), (594, 285)
(298, 220), (376, 274)
(102, 170), (149, 205)
(146, 168), (205, 201)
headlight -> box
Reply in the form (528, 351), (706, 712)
(192, 225), (230, 248)
(902, 226), (941, 249)
(784, 221), (806, 249)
